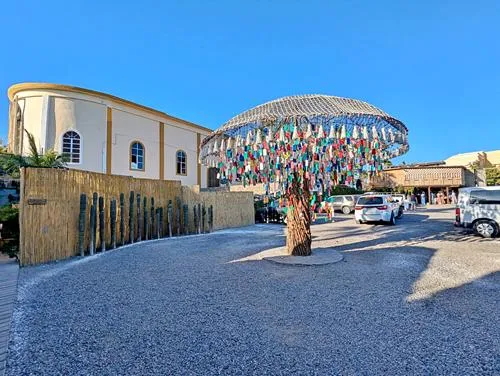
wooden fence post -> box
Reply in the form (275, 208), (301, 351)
(90, 192), (98, 255)
(156, 208), (161, 239)
(144, 196), (148, 240)
(167, 200), (173, 237)
(89, 204), (96, 256)
(176, 197), (181, 236)
(193, 205), (198, 235)
(99, 196), (105, 252)
(129, 191), (135, 244)
(159, 207), (164, 238)
(209, 205), (213, 232)
(78, 193), (87, 257)
(182, 204), (188, 234)
(202, 204), (206, 233)
(197, 203), (202, 234)
(119, 193), (125, 246)
(136, 193), (142, 242)
(151, 198), (155, 239)
(110, 199), (117, 249)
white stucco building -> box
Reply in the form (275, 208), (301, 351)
(7, 83), (213, 187)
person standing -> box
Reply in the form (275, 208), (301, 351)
(420, 191), (426, 206)
(451, 190), (457, 204)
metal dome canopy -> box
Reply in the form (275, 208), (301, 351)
(201, 94), (408, 152)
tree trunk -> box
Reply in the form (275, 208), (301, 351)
(286, 175), (312, 256)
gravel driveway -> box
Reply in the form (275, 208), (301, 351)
(6, 207), (500, 375)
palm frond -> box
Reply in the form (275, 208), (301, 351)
(25, 130), (41, 165)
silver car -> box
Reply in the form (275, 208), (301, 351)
(328, 195), (360, 214)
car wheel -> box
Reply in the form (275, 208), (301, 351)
(474, 220), (498, 238)
(389, 213), (396, 226)
(342, 206), (351, 215)
(396, 207), (403, 219)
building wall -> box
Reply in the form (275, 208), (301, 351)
(48, 96), (107, 173)
(18, 96), (43, 154)
(164, 123), (198, 185)
(8, 84), (210, 187)
(112, 108), (160, 179)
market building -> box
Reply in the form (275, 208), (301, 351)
(7, 83), (214, 187)
(369, 162), (477, 203)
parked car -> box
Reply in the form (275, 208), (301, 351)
(326, 195), (360, 214)
(255, 204), (286, 224)
(354, 194), (400, 225)
(455, 186), (500, 238)
(391, 194), (405, 218)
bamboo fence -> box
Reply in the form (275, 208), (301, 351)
(19, 168), (254, 265)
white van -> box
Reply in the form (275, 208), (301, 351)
(455, 186), (500, 238)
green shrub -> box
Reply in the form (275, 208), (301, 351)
(0, 205), (19, 257)
(328, 185), (364, 196)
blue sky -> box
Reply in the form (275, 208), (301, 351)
(0, 0), (499, 163)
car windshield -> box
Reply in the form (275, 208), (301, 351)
(357, 196), (384, 205)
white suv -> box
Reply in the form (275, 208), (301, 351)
(455, 186), (500, 238)
(355, 195), (400, 225)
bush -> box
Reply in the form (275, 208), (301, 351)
(0, 205), (19, 257)
(328, 185), (364, 196)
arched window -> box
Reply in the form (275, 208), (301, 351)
(130, 142), (145, 170)
(62, 131), (81, 163)
(176, 150), (187, 175)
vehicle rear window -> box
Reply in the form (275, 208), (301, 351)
(470, 190), (500, 205)
(357, 196), (383, 205)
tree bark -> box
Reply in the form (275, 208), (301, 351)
(286, 174), (312, 256)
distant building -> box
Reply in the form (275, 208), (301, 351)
(7, 83), (215, 187)
(444, 150), (500, 168)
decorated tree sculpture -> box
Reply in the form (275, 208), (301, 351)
(200, 95), (408, 256)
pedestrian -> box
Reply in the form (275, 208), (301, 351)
(451, 190), (457, 204)
(420, 192), (426, 206)
(403, 195), (410, 211)
(411, 193), (417, 210)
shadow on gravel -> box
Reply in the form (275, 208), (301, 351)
(409, 270), (500, 303)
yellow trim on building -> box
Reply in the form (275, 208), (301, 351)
(106, 107), (113, 175)
(197, 133), (201, 185)
(8, 83), (212, 134)
(159, 122), (165, 180)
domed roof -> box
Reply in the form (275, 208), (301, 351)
(218, 94), (406, 133)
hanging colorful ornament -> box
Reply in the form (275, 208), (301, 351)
(212, 140), (218, 153)
(220, 139), (225, 152)
(381, 127), (387, 142)
(340, 124), (347, 139)
(279, 127), (286, 142)
(305, 123), (312, 138)
(266, 127), (274, 143)
(245, 131), (252, 146)
(317, 124), (325, 139)
(328, 125), (335, 139)
(372, 125), (379, 139)
(362, 126), (369, 140)
(292, 125), (299, 140)
(255, 129), (263, 145)
(352, 125), (360, 139)
(388, 128), (395, 143)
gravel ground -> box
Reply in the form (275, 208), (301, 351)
(6, 207), (500, 375)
